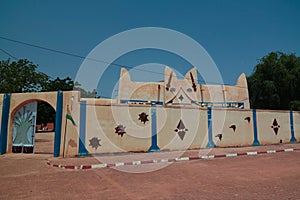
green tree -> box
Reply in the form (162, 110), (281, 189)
(248, 51), (300, 110)
(42, 77), (74, 92)
(0, 59), (48, 93)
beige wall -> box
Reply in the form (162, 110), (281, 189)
(256, 110), (291, 145)
(61, 91), (80, 156)
(118, 67), (250, 108)
(157, 106), (208, 150)
(212, 109), (253, 147)
(83, 101), (152, 153)
(2, 90), (299, 157)
(293, 111), (300, 141)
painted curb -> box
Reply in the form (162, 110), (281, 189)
(47, 148), (300, 170)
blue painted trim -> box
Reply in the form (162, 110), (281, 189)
(199, 102), (244, 109)
(290, 110), (297, 142)
(120, 99), (163, 105)
(0, 93), (11, 154)
(252, 109), (260, 146)
(206, 107), (216, 148)
(54, 90), (63, 157)
(148, 104), (160, 152)
(78, 101), (89, 156)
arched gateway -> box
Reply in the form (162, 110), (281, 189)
(0, 91), (80, 157)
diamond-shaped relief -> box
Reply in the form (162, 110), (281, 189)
(271, 118), (280, 135)
(178, 95), (184, 101)
(174, 120), (188, 140)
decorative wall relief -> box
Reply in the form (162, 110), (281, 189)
(190, 72), (197, 92)
(215, 134), (222, 141)
(174, 120), (188, 140)
(13, 106), (33, 145)
(271, 118), (280, 135)
(178, 95), (184, 101)
(166, 72), (173, 91)
(138, 112), (149, 124)
(244, 117), (251, 123)
(229, 124), (236, 132)
(115, 125), (126, 137)
(89, 137), (101, 150)
(12, 102), (37, 153)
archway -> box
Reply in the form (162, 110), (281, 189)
(11, 100), (56, 154)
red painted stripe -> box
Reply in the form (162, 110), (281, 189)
(189, 156), (200, 160)
(276, 149), (284, 152)
(168, 158), (176, 162)
(141, 160), (154, 164)
(65, 165), (75, 169)
(237, 152), (247, 156)
(53, 164), (59, 167)
(81, 165), (92, 169)
(124, 162), (133, 166)
(106, 163), (115, 168)
(214, 154), (226, 158)
(257, 151), (267, 154)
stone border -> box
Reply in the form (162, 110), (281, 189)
(47, 147), (300, 170)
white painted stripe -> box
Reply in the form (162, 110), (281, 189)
(226, 153), (237, 157)
(267, 150), (276, 153)
(284, 148), (294, 152)
(74, 166), (80, 170)
(58, 165), (63, 168)
(92, 163), (107, 169)
(115, 162), (125, 167)
(160, 159), (168, 163)
(247, 151), (258, 155)
(132, 161), (141, 165)
(201, 155), (215, 159)
(175, 157), (189, 161)
(153, 160), (158, 163)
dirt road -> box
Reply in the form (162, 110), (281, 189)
(0, 146), (299, 199)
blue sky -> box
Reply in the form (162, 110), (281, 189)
(0, 0), (299, 97)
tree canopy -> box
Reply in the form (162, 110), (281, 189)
(247, 51), (300, 110)
(0, 59), (48, 93)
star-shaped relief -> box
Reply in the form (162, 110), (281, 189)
(89, 137), (101, 150)
(138, 112), (149, 124)
(115, 125), (126, 137)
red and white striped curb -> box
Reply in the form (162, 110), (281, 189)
(47, 147), (300, 170)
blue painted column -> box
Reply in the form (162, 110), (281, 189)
(290, 110), (297, 142)
(0, 93), (11, 154)
(206, 107), (216, 148)
(78, 101), (89, 156)
(54, 90), (63, 157)
(148, 104), (160, 152)
(252, 109), (260, 146)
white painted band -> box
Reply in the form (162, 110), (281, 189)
(226, 153), (237, 157)
(247, 152), (258, 155)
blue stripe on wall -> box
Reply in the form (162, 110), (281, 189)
(78, 100), (89, 156)
(290, 110), (297, 142)
(206, 107), (216, 148)
(54, 90), (63, 157)
(252, 109), (260, 146)
(148, 104), (160, 152)
(0, 93), (11, 154)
